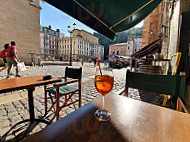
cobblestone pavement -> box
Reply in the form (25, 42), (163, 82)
(0, 62), (168, 138)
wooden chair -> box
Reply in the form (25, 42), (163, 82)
(44, 67), (82, 120)
(119, 70), (186, 111)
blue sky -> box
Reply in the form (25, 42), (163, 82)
(40, 1), (143, 37)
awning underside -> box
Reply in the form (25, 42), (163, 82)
(44, 0), (162, 40)
(131, 39), (162, 58)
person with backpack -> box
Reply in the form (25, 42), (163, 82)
(6, 41), (21, 78)
(0, 43), (9, 73)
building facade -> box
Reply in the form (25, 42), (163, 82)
(109, 43), (129, 62)
(0, 0), (41, 65)
(40, 26), (60, 60)
(142, 3), (162, 48)
(128, 36), (142, 54)
(59, 29), (104, 61)
(109, 36), (142, 61)
(134, 36), (142, 53)
(109, 43), (129, 56)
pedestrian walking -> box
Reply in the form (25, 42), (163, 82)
(6, 41), (21, 78)
(0, 43), (9, 73)
(131, 58), (136, 71)
(94, 58), (97, 67)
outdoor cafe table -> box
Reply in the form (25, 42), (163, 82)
(0, 76), (61, 140)
(22, 94), (190, 142)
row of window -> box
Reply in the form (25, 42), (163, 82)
(59, 39), (100, 48)
(43, 50), (59, 55)
(60, 48), (101, 57)
(59, 44), (100, 52)
(44, 35), (59, 41)
(43, 45), (59, 50)
(44, 40), (59, 45)
(43, 28), (59, 37)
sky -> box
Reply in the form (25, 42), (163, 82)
(40, 1), (144, 37)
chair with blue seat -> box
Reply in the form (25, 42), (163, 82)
(44, 67), (82, 120)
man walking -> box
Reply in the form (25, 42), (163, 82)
(131, 58), (136, 71)
(6, 41), (21, 78)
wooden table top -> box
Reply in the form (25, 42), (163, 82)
(22, 94), (190, 142)
(0, 76), (61, 93)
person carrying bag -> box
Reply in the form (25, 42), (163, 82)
(6, 41), (21, 78)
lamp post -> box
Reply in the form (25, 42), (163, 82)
(67, 23), (76, 66)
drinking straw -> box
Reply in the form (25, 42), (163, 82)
(96, 58), (102, 76)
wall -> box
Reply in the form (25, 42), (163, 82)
(181, 0), (190, 13)
(168, 0), (181, 57)
(73, 29), (98, 44)
(109, 43), (128, 61)
(0, 0), (41, 65)
(142, 3), (162, 48)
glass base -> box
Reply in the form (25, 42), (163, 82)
(94, 109), (111, 121)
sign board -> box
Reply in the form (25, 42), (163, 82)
(170, 52), (181, 75)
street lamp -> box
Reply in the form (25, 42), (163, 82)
(150, 30), (153, 35)
(67, 23), (76, 66)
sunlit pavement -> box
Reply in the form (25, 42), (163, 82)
(0, 62), (166, 137)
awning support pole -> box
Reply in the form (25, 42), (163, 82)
(72, 0), (116, 34)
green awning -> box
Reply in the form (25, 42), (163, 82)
(44, 0), (162, 40)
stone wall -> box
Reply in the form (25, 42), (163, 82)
(181, 0), (190, 13)
(0, 0), (41, 65)
(142, 3), (162, 48)
(168, 0), (181, 57)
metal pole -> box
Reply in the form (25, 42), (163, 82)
(69, 32), (72, 66)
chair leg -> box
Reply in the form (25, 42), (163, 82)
(44, 85), (47, 115)
(65, 95), (67, 105)
(49, 94), (56, 112)
(124, 88), (128, 97)
(79, 79), (81, 107)
(70, 97), (77, 110)
(177, 98), (183, 112)
(56, 96), (60, 121)
(163, 95), (168, 106)
(79, 92), (81, 108)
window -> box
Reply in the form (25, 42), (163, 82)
(117, 51), (119, 55)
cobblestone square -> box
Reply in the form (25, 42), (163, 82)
(0, 62), (167, 138)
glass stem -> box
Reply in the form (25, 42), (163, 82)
(102, 96), (105, 110)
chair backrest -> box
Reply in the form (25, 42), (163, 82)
(65, 67), (82, 79)
(126, 70), (186, 98)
